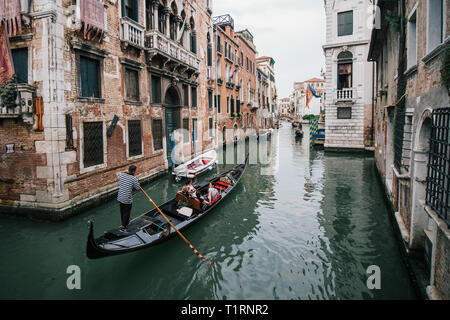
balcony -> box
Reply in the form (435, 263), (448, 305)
(336, 88), (354, 102)
(0, 84), (36, 124)
(145, 30), (200, 74)
(120, 17), (145, 50)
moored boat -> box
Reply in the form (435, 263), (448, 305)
(172, 150), (218, 182)
(86, 157), (248, 259)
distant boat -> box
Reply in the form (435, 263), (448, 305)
(172, 150), (218, 182)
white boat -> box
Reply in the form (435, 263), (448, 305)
(172, 150), (218, 182)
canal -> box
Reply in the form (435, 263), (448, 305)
(0, 122), (417, 299)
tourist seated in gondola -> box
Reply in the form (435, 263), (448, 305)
(202, 182), (220, 206)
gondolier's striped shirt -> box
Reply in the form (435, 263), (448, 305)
(117, 173), (140, 205)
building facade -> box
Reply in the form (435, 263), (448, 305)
(323, 0), (374, 151)
(213, 14), (262, 145)
(0, 0), (216, 218)
(256, 56), (278, 128)
(368, 0), (449, 300)
(291, 78), (325, 120)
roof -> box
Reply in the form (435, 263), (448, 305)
(304, 78), (325, 83)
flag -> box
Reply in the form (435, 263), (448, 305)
(0, 0), (22, 37)
(305, 84), (320, 107)
(0, 23), (15, 85)
(81, 0), (105, 42)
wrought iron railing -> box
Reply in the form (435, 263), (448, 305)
(426, 108), (450, 228)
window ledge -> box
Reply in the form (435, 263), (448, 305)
(77, 97), (105, 104)
(124, 100), (143, 106)
(127, 154), (144, 161)
(424, 205), (450, 240)
(151, 102), (163, 107)
(404, 65), (418, 78)
(422, 40), (449, 65)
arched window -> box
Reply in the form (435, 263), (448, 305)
(169, 2), (178, 41)
(190, 17), (197, 54)
(337, 51), (353, 89)
(207, 32), (212, 67)
(158, 4), (165, 34)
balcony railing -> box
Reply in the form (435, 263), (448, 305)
(145, 30), (200, 71)
(120, 17), (145, 49)
(336, 88), (354, 101)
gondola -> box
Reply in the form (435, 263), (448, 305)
(295, 129), (304, 138)
(86, 156), (249, 259)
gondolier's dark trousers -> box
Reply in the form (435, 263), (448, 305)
(119, 202), (132, 227)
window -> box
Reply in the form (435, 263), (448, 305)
(65, 114), (74, 150)
(190, 33), (197, 54)
(122, 0), (139, 22)
(183, 84), (189, 107)
(231, 97), (235, 115)
(217, 94), (221, 113)
(217, 35), (222, 53)
(337, 107), (352, 119)
(83, 122), (104, 168)
(427, 0), (445, 53)
(183, 118), (189, 143)
(128, 120), (142, 157)
(208, 90), (213, 109)
(11, 48), (28, 83)
(151, 75), (161, 104)
(227, 96), (229, 113)
(407, 10), (417, 69)
(224, 41), (227, 58)
(152, 119), (163, 151)
(80, 56), (101, 98)
(209, 118), (213, 137)
(207, 45), (213, 66)
(124, 68), (139, 101)
(145, 0), (154, 30)
(337, 51), (353, 89)
(338, 11), (353, 36)
(192, 118), (198, 141)
(191, 86), (197, 107)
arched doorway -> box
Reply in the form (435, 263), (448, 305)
(409, 110), (433, 249)
(165, 86), (181, 166)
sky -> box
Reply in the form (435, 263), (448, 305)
(213, 0), (326, 99)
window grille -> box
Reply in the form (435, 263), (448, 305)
(83, 122), (104, 168)
(152, 119), (163, 151)
(128, 120), (142, 157)
(426, 108), (450, 228)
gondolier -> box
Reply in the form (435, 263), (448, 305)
(116, 165), (140, 232)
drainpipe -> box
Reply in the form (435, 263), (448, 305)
(372, 60), (376, 146)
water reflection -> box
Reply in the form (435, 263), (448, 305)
(0, 122), (416, 300)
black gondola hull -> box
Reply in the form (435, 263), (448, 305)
(86, 159), (248, 259)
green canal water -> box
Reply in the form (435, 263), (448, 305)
(0, 122), (417, 299)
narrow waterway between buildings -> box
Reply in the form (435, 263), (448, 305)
(0, 122), (417, 299)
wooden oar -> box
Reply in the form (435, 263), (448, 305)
(139, 186), (212, 265)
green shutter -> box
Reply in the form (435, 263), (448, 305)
(338, 11), (353, 36)
(11, 48), (28, 83)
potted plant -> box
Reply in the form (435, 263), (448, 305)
(233, 112), (238, 118)
(217, 77), (223, 85)
(0, 79), (18, 109)
(235, 84), (241, 91)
